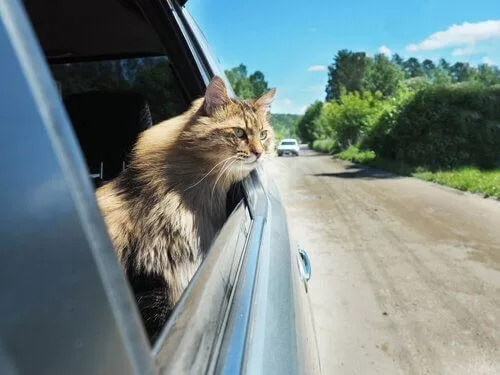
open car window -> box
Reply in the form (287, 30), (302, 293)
(21, 0), (248, 350)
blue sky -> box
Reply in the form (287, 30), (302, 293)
(187, 0), (500, 114)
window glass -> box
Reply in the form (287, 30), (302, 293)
(51, 56), (187, 123)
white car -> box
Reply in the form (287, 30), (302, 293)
(277, 138), (300, 156)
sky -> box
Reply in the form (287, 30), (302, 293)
(187, 0), (500, 114)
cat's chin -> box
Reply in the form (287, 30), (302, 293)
(230, 158), (261, 176)
(240, 154), (260, 165)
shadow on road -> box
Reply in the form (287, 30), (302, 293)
(312, 166), (401, 180)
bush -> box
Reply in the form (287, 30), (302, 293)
(335, 145), (376, 163)
(319, 91), (388, 149)
(370, 85), (500, 169)
(312, 139), (336, 153)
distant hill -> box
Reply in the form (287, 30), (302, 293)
(270, 113), (300, 140)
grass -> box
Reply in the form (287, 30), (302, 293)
(334, 145), (500, 199)
(312, 139), (335, 153)
(413, 168), (500, 199)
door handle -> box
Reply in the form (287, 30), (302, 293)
(298, 248), (311, 282)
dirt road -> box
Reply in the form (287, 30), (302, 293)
(268, 149), (500, 375)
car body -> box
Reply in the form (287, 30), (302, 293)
(0, 0), (320, 374)
(277, 138), (301, 156)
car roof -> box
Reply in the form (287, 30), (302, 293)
(281, 138), (298, 142)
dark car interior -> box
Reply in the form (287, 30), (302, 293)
(23, 0), (244, 337)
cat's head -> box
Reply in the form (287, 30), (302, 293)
(181, 76), (276, 181)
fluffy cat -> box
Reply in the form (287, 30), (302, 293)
(96, 76), (275, 340)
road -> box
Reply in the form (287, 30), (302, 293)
(267, 149), (500, 375)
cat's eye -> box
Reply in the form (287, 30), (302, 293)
(234, 128), (246, 138)
(260, 130), (268, 140)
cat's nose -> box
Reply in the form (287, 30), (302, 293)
(253, 150), (262, 158)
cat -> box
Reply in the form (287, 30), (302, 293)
(96, 76), (275, 341)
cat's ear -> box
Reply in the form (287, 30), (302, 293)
(204, 76), (230, 114)
(254, 88), (276, 109)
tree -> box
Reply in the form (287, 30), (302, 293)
(225, 64), (247, 86)
(476, 64), (500, 86)
(296, 101), (323, 144)
(326, 50), (368, 100)
(364, 54), (404, 97)
(422, 59), (436, 79)
(403, 57), (424, 78)
(438, 58), (451, 73)
(248, 71), (268, 97)
(449, 62), (476, 82)
(224, 64), (269, 99)
(433, 68), (453, 85)
(391, 53), (404, 68)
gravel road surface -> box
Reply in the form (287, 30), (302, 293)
(268, 149), (500, 375)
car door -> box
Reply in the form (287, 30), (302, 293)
(1, 0), (320, 373)
(0, 1), (154, 374)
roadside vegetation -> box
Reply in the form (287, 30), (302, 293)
(225, 57), (500, 198)
(294, 51), (500, 199)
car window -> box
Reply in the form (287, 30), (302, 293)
(281, 141), (297, 146)
(51, 56), (187, 123)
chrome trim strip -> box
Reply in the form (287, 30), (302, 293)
(214, 216), (265, 375)
(153, 202), (251, 374)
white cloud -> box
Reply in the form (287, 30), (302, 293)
(482, 56), (495, 65)
(307, 65), (327, 72)
(378, 45), (392, 57)
(298, 105), (308, 114)
(451, 46), (476, 56)
(406, 20), (500, 52)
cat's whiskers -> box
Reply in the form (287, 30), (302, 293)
(211, 158), (237, 198)
(184, 155), (237, 192)
(209, 157), (233, 196)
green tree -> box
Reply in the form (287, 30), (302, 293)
(320, 91), (387, 148)
(297, 101), (323, 144)
(403, 57), (424, 78)
(432, 68), (453, 85)
(391, 53), (404, 68)
(449, 62), (476, 82)
(476, 63), (500, 86)
(364, 54), (404, 97)
(438, 59), (451, 74)
(326, 50), (368, 100)
(422, 59), (436, 79)
(225, 64), (269, 99)
(248, 71), (268, 97)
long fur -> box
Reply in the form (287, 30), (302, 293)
(96, 78), (275, 340)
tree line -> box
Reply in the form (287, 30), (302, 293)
(325, 50), (499, 101)
(297, 49), (500, 171)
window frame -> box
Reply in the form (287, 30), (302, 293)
(1, 0), (284, 372)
